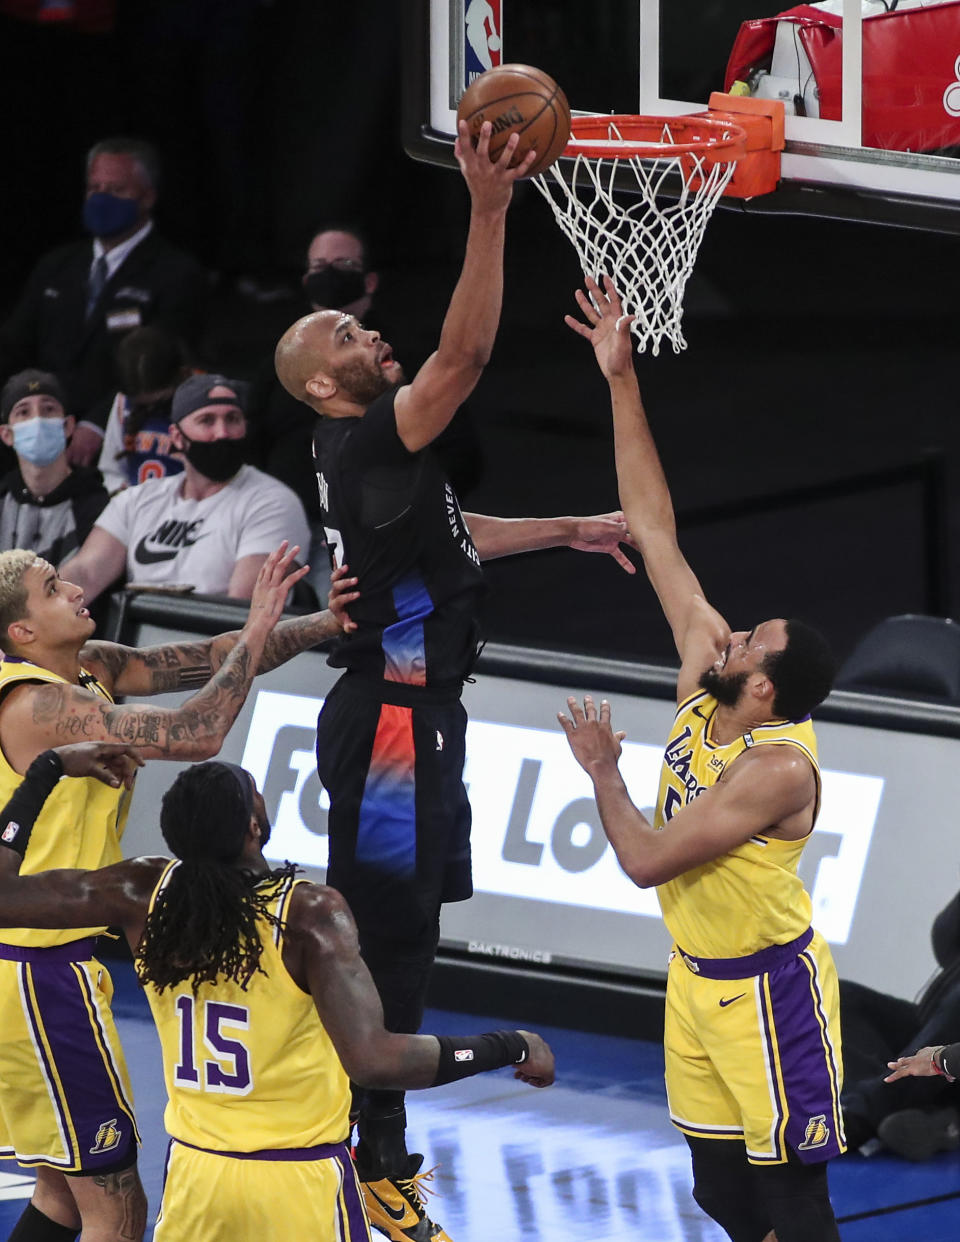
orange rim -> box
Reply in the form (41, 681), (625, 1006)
(565, 114), (747, 163)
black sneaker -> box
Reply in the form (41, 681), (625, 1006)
(360, 1153), (452, 1241)
(878, 1106), (960, 1161)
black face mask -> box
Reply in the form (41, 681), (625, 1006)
(178, 432), (247, 482)
(304, 267), (366, 310)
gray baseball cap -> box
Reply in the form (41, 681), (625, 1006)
(170, 374), (248, 424)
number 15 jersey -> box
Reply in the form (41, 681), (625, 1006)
(141, 864), (351, 1152)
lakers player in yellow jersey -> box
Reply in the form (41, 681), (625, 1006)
(0, 543), (356, 1242)
(559, 277), (842, 1242)
(0, 752), (554, 1242)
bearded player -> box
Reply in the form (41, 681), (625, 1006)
(560, 276), (842, 1242)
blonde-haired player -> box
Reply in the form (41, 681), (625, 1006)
(559, 276), (842, 1242)
(0, 544), (353, 1241)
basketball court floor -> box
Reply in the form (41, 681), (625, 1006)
(0, 960), (956, 1241)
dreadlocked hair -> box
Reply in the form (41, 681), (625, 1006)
(135, 761), (298, 995)
(136, 859), (298, 995)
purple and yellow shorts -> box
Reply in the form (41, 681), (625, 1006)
(0, 939), (139, 1173)
(664, 928), (846, 1164)
(155, 1138), (371, 1241)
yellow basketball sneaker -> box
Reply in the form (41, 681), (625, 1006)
(360, 1154), (452, 1242)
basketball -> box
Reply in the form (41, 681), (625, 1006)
(456, 64), (571, 178)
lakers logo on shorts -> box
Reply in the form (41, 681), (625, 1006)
(797, 1114), (831, 1151)
(89, 1118), (122, 1155)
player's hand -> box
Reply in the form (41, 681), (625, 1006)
(884, 1047), (947, 1082)
(565, 275), (636, 378)
(514, 1031), (555, 1087)
(55, 742), (144, 789)
(454, 119), (538, 212)
(567, 511), (638, 573)
(326, 564), (359, 633)
(558, 695), (626, 774)
(244, 542), (309, 634)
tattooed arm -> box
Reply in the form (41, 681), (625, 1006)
(0, 546), (306, 772)
(80, 567), (360, 699)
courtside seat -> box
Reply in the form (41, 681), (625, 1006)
(836, 614), (960, 702)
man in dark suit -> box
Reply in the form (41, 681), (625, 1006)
(0, 137), (208, 467)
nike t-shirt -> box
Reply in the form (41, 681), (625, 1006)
(93, 464), (310, 594)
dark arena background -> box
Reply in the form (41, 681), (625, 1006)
(1, 2), (959, 1239)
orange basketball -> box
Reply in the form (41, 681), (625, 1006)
(456, 64), (571, 178)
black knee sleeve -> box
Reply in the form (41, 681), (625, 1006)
(753, 1151), (840, 1242)
(686, 1136), (770, 1242)
(355, 1105), (409, 1180)
(7, 1203), (79, 1242)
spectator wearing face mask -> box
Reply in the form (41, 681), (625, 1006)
(0, 137), (208, 470)
(0, 369), (109, 566)
(60, 374), (311, 605)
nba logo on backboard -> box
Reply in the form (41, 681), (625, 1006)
(464, 0), (502, 86)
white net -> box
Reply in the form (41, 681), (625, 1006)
(533, 119), (738, 356)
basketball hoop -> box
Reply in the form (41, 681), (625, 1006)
(534, 96), (784, 356)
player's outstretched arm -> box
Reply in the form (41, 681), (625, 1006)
(393, 121), (537, 454)
(287, 884), (554, 1090)
(463, 511), (637, 573)
(80, 559), (358, 700)
(886, 1044), (960, 1083)
(566, 276), (730, 697)
(0, 744), (160, 939)
(1, 546), (307, 771)
(559, 695), (815, 886)
(0, 742), (142, 859)
(0, 854), (160, 943)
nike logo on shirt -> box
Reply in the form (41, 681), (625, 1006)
(134, 518), (205, 564)
(719, 994), (746, 1008)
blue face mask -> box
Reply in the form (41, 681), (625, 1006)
(12, 418), (67, 467)
(83, 192), (140, 239)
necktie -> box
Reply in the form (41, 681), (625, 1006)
(86, 255), (108, 319)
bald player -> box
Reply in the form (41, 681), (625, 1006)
(274, 124), (635, 1242)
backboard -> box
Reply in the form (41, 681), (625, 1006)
(403, 0), (960, 233)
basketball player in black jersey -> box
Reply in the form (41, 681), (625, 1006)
(274, 123), (635, 1242)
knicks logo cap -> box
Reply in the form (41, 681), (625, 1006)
(0, 369), (67, 423)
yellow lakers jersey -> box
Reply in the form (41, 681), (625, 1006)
(0, 657), (131, 947)
(655, 690), (822, 960)
(142, 865), (351, 1152)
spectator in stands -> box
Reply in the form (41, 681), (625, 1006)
(302, 223), (379, 321)
(61, 374), (310, 605)
(0, 368), (108, 565)
(98, 325), (191, 494)
(841, 889), (960, 1160)
(0, 136), (207, 469)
